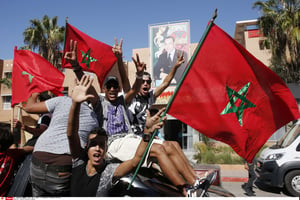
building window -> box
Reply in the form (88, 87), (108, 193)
(181, 123), (193, 150)
(2, 96), (11, 110)
(164, 120), (193, 150)
(3, 72), (12, 79)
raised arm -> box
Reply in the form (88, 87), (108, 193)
(124, 53), (146, 105)
(112, 38), (130, 93)
(17, 120), (48, 137)
(64, 40), (84, 80)
(64, 40), (99, 108)
(23, 93), (48, 114)
(154, 52), (185, 98)
(112, 107), (166, 181)
(67, 75), (94, 159)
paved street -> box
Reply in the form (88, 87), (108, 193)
(222, 181), (289, 197)
(218, 164), (291, 197)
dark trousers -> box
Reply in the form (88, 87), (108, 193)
(30, 156), (72, 197)
(7, 154), (32, 197)
(246, 163), (257, 189)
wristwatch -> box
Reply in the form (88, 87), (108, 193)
(143, 134), (151, 142)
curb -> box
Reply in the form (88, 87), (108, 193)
(221, 177), (248, 182)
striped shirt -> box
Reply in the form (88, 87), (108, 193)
(106, 103), (128, 136)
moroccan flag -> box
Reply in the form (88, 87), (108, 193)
(167, 22), (300, 162)
(11, 47), (64, 107)
(61, 23), (117, 86)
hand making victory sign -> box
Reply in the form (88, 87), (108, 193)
(124, 53), (146, 105)
(64, 40), (79, 67)
(112, 38), (123, 59)
(132, 53), (146, 75)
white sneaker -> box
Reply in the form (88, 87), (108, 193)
(193, 177), (203, 189)
(186, 187), (197, 197)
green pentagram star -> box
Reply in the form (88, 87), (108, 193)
(22, 71), (34, 83)
(80, 48), (97, 68)
(220, 82), (256, 126)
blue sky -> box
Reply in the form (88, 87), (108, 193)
(0, 0), (261, 61)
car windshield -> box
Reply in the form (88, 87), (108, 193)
(278, 124), (300, 148)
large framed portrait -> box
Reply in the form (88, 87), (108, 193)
(149, 21), (190, 87)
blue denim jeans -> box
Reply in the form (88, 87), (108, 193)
(7, 154), (32, 197)
(30, 156), (71, 197)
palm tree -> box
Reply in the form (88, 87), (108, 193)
(253, 0), (300, 83)
(0, 78), (11, 88)
(23, 15), (65, 69)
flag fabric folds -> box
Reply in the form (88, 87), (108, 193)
(61, 23), (117, 87)
(167, 22), (300, 162)
(11, 47), (64, 107)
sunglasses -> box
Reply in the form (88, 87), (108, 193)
(106, 84), (119, 90)
(143, 79), (152, 84)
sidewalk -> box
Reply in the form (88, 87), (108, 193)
(219, 164), (248, 182)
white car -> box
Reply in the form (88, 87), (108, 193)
(256, 120), (300, 196)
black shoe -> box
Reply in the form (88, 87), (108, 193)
(242, 184), (255, 193)
(244, 189), (256, 196)
(241, 183), (246, 189)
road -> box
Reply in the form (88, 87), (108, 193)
(221, 180), (290, 197)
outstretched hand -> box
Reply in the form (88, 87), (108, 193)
(144, 107), (166, 134)
(64, 40), (78, 66)
(71, 75), (94, 103)
(132, 53), (146, 75)
(112, 38), (123, 58)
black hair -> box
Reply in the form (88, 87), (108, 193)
(90, 127), (107, 137)
(0, 127), (13, 152)
(143, 72), (152, 81)
(39, 93), (52, 102)
(86, 127), (107, 150)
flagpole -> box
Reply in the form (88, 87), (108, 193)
(127, 9), (218, 190)
(18, 104), (26, 146)
(62, 17), (68, 71)
(164, 9), (217, 115)
(10, 105), (14, 133)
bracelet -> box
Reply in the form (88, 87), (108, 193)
(143, 134), (152, 142)
(135, 72), (143, 79)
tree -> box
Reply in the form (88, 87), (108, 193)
(253, 0), (300, 83)
(0, 78), (11, 88)
(23, 15), (65, 69)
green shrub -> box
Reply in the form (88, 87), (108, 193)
(193, 142), (244, 164)
(201, 149), (217, 164)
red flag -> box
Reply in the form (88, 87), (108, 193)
(11, 47), (64, 107)
(167, 22), (300, 162)
(61, 23), (117, 86)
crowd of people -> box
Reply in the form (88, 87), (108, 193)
(0, 38), (207, 197)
